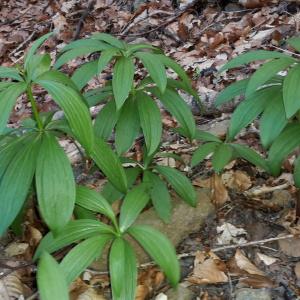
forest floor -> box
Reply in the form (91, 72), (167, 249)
(0, 0), (300, 299)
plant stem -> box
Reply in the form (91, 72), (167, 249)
(26, 86), (43, 130)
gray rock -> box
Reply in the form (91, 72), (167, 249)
(165, 284), (194, 300)
(198, 119), (230, 138)
(91, 188), (215, 270)
(235, 288), (271, 300)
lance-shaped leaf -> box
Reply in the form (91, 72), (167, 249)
(91, 138), (128, 193)
(191, 142), (219, 167)
(230, 143), (268, 171)
(36, 80), (94, 152)
(34, 220), (115, 260)
(98, 48), (119, 74)
(0, 134), (40, 236)
(61, 235), (112, 284)
(128, 225), (179, 287)
(26, 53), (51, 81)
(94, 100), (118, 140)
(143, 171), (172, 223)
(84, 86), (113, 107)
(119, 184), (149, 232)
(245, 57), (295, 97)
(135, 52), (167, 93)
(215, 79), (249, 106)
(194, 129), (221, 143)
(212, 143), (233, 173)
(0, 82), (26, 134)
(36, 133), (75, 232)
(76, 186), (116, 224)
(109, 238), (137, 300)
(112, 56), (135, 110)
(283, 63), (300, 118)
(260, 93), (287, 149)
(268, 123), (300, 176)
(37, 252), (69, 300)
(294, 156), (300, 188)
(126, 44), (161, 56)
(115, 96), (140, 155)
(152, 88), (195, 139)
(71, 60), (98, 90)
(24, 32), (53, 69)
(0, 66), (23, 81)
(219, 50), (290, 72)
(287, 37), (300, 52)
(155, 165), (196, 206)
(137, 92), (162, 156)
(228, 86), (280, 141)
(92, 33), (125, 49)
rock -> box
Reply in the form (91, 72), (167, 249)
(235, 288), (271, 300)
(278, 235), (300, 257)
(198, 119), (230, 138)
(165, 284), (194, 300)
(91, 188), (215, 270)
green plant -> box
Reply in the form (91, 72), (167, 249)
(192, 37), (300, 185)
(0, 32), (199, 300)
(55, 33), (198, 156)
(35, 185), (179, 300)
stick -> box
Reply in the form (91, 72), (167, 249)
(73, 0), (96, 40)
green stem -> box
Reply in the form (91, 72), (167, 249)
(26, 86), (43, 130)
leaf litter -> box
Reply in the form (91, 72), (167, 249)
(1, 0), (300, 299)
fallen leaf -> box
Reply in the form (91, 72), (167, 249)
(155, 293), (167, 300)
(211, 173), (230, 207)
(256, 252), (278, 266)
(222, 170), (252, 192)
(216, 222), (248, 245)
(188, 251), (228, 284)
(4, 242), (29, 257)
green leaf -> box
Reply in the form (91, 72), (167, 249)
(230, 143), (268, 171)
(101, 168), (141, 203)
(212, 143), (233, 173)
(166, 78), (199, 100)
(135, 52), (167, 93)
(283, 63), (300, 118)
(268, 123), (300, 176)
(94, 100), (118, 140)
(26, 53), (51, 81)
(61, 235), (112, 284)
(191, 142), (219, 167)
(287, 37), (300, 52)
(112, 56), (135, 110)
(84, 86), (113, 107)
(152, 88), (195, 139)
(92, 33), (125, 49)
(71, 60), (98, 90)
(246, 57), (295, 97)
(228, 86), (280, 140)
(219, 50), (291, 72)
(37, 252), (69, 300)
(109, 238), (137, 300)
(24, 32), (53, 69)
(157, 54), (193, 94)
(36, 80), (94, 152)
(215, 79), (249, 107)
(60, 39), (112, 52)
(76, 186), (116, 224)
(0, 82), (26, 134)
(0, 134), (40, 236)
(137, 92), (162, 156)
(0, 66), (23, 81)
(119, 184), (149, 232)
(126, 44), (161, 56)
(36, 133), (75, 232)
(194, 129), (222, 143)
(143, 171), (172, 223)
(34, 220), (115, 260)
(294, 155), (300, 188)
(55, 43), (111, 69)
(115, 96), (140, 155)
(260, 93), (287, 149)
(128, 225), (179, 287)
(91, 138), (128, 193)
(98, 48), (119, 74)
(155, 165), (196, 206)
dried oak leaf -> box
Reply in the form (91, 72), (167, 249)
(188, 251), (228, 284)
(211, 173), (230, 207)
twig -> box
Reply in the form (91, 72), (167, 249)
(9, 30), (36, 58)
(73, 0), (96, 40)
(269, 45), (300, 58)
(243, 182), (290, 197)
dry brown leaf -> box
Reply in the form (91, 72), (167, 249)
(238, 274), (276, 288)
(222, 170), (252, 192)
(76, 288), (107, 300)
(256, 253), (278, 266)
(211, 173), (229, 207)
(188, 251), (228, 284)
(216, 223), (247, 245)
